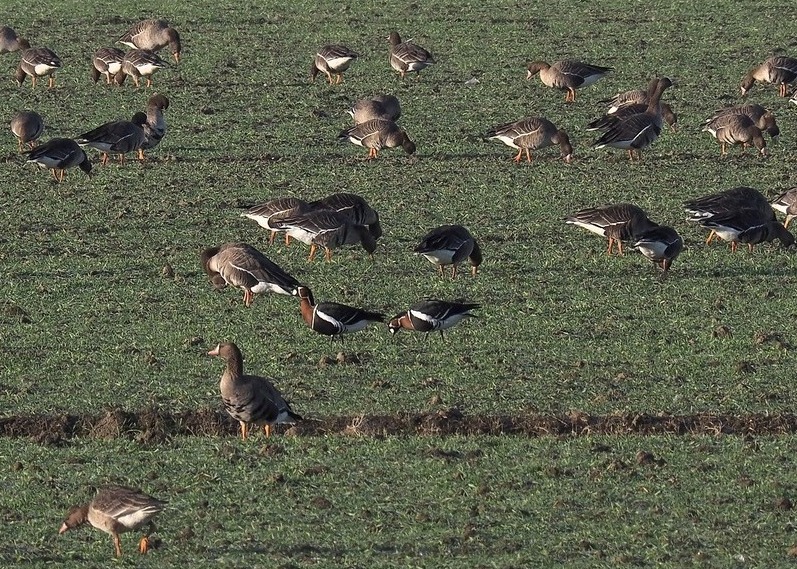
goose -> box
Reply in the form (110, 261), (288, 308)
(338, 118), (415, 158)
(740, 56), (797, 97)
(564, 203), (657, 255)
(116, 49), (167, 88)
(119, 19), (181, 63)
(200, 242), (301, 306)
(592, 77), (673, 160)
(770, 187), (797, 228)
(294, 285), (385, 339)
(309, 192), (382, 239)
(704, 104), (779, 138)
(485, 116), (573, 163)
(388, 300), (480, 338)
(15, 44), (60, 88)
(589, 77), (678, 131)
(632, 225), (684, 275)
(414, 224), (482, 277)
(208, 342), (301, 439)
(348, 94), (401, 124)
(526, 59), (612, 102)
(270, 209), (377, 261)
(242, 197), (312, 245)
(311, 44), (358, 84)
(59, 485), (166, 558)
(388, 31), (434, 79)
(25, 138), (92, 182)
(684, 186), (774, 244)
(0, 26), (27, 53)
(91, 47), (125, 84)
(699, 211), (795, 252)
(10, 110), (44, 151)
(75, 114), (147, 164)
(702, 114), (767, 157)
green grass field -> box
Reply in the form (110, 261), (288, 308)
(3, 0), (797, 566)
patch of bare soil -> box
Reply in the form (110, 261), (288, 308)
(3, 407), (797, 445)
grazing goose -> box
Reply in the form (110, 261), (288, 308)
(311, 44), (358, 84)
(25, 138), (92, 182)
(119, 19), (181, 63)
(309, 192), (382, 239)
(526, 59), (612, 102)
(705, 104), (779, 138)
(589, 78), (678, 131)
(684, 186), (774, 244)
(564, 203), (658, 255)
(414, 224), (482, 277)
(116, 49), (167, 87)
(242, 197), (312, 245)
(388, 31), (434, 79)
(485, 116), (573, 163)
(294, 285), (385, 339)
(15, 45), (61, 88)
(200, 242), (301, 306)
(140, 94), (169, 153)
(208, 342), (301, 439)
(338, 118), (415, 159)
(59, 485), (166, 558)
(702, 114), (767, 157)
(740, 56), (797, 97)
(75, 114), (147, 164)
(388, 300), (480, 338)
(592, 77), (673, 160)
(0, 26), (27, 53)
(632, 225), (684, 276)
(270, 209), (377, 261)
(10, 110), (44, 151)
(771, 188), (797, 228)
(348, 94), (401, 124)
(91, 47), (125, 84)
(699, 212), (794, 252)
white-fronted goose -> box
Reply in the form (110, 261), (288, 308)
(91, 47), (125, 84)
(59, 485), (166, 558)
(348, 94), (402, 124)
(15, 45), (60, 88)
(388, 31), (434, 79)
(702, 114), (767, 157)
(10, 110), (43, 151)
(740, 56), (797, 97)
(311, 44), (358, 84)
(632, 225), (684, 276)
(116, 49), (166, 88)
(565, 203), (658, 255)
(140, 94), (169, 152)
(119, 19), (181, 63)
(271, 209), (377, 261)
(699, 211), (795, 252)
(242, 197), (312, 245)
(388, 300), (480, 338)
(75, 114), (147, 164)
(592, 77), (673, 160)
(208, 342), (301, 439)
(294, 285), (385, 338)
(200, 242), (301, 306)
(684, 186), (774, 244)
(771, 188), (797, 228)
(0, 26), (27, 53)
(705, 104), (779, 138)
(590, 78), (677, 131)
(414, 224), (482, 277)
(25, 138), (92, 182)
(526, 59), (612, 102)
(338, 118), (415, 159)
(309, 192), (382, 239)
(486, 116), (573, 163)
